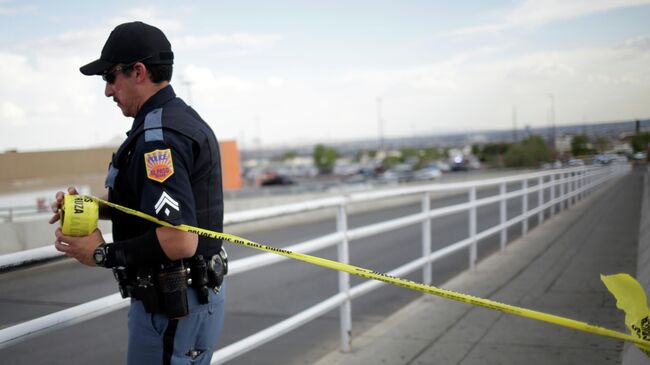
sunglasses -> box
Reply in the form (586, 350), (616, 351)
(102, 62), (136, 84)
(101, 56), (152, 84)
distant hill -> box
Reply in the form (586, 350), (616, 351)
(241, 119), (650, 159)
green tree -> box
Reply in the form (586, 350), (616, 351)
(313, 144), (338, 174)
(416, 146), (442, 168)
(422, 147), (441, 161)
(631, 132), (650, 153)
(571, 135), (592, 156)
(382, 155), (402, 170)
(399, 147), (420, 162)
(471, 144), (481, 156)
(504, 135), (550, 168)
(593, 136), (610, 154)
(281, 150), (298, 161)
(477, 143), (510, 167)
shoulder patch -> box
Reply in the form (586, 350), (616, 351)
(144, 149), (174, 183)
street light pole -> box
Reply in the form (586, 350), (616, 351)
(548, 94), (556, 155)
(376, 97), (384, 153)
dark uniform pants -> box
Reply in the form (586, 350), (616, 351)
(127, 280), (226, 365)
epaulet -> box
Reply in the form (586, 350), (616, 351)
(143, 105), (198, 143)
(143, 108), (164, 142)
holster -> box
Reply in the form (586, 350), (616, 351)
(117, 248), (228, 318)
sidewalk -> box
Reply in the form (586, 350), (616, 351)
(315, 169), (644, 365)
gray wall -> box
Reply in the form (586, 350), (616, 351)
(622, 167), (650, 364)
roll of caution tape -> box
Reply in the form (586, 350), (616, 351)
(60, 194), (98, 237)
(81, 195), (650, 354)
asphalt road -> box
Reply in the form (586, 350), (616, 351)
(0, 180), (549, 364)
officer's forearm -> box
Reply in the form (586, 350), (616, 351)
(156, 227), (198, 260)
(98, 228), (197, 268)
(101, 229), (166, 268)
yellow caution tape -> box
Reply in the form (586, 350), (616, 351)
(60, 194), (98, 237)
(602, 274), (650, 354)
(69, 194), (650, 353)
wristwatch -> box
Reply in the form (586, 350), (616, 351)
(93, 243), (108, 267)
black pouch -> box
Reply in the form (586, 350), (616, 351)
(207, 248), (228, 289)
(192, 255), (210, 304)
(113, 267), (132, 299)
(133, 268), (161, 313)
(158, 262), (190, 318)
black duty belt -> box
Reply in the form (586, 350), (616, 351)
(114, 248), (227, 317)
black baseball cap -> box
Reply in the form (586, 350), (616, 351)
(80, 21), (174, 76)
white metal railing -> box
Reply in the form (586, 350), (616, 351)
(0, 163), (630, 363)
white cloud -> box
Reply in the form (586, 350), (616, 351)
(0, 101), (25, 125)
(444, 0), (650, 36)
(174, 33), (283, 51)
(184, 64), (256, 92)
(108, 7), (183, 32)
(618, 35), (650, 51)
(0, 0), (36, 15)
(328, 41), (650, 139)
(266, 77), (285, 87)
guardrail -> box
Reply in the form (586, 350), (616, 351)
(0, 204), (50, 222)
(0, 163), (630, 363)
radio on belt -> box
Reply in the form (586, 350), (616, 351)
(60, 194), (99, 236)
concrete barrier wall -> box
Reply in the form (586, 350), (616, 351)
(0, 220), (112, 255)
(622, 167), (650, 364)
(0, 171), (524, 254)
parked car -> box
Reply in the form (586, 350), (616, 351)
(450, 156), (469, 171)
(380, 164), (414, 183)
(261, 174), (295, 186)
(414, 166), (442, 181)
(567, 159), (585, 167)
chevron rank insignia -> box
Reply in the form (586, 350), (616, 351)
(155, 191), (180, 220)
(144, 149), (174, 183)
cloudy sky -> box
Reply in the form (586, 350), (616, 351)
(1, 0), (649, 152)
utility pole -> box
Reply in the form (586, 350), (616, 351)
(512, 106), (518, 143)
(181, 77), (193, 105)
(376, 97), (384, 153)
(255, 116), (262, 163)
(548, 94), (556, 155)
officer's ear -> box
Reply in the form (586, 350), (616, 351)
(132, 63), (149, 84)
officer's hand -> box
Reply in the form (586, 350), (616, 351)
(49, 186), (79, 224)
(54, 227), (105, 267)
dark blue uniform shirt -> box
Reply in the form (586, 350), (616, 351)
(106, 85), (223, 261)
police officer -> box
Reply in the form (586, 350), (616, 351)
(50, 21), (226, 365)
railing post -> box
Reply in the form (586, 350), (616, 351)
(538, 176), (544, 225)
(336, 204), (351, 352)
(550, 173), (556, 217)
(421, 193), (432, 285)
(571, 171), (576, 206)
(500, 182), (507, 251)
(569, 172), (573, 206)
(469, 186), (477, 270)
(560, 172), (566, 212)
(577, 170), (582, 201)
(522, 179), (528, 235)
(581, 168), (586, 200)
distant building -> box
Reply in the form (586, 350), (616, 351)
(0, 140), (243, 193)
(555, 135), (572, 154)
